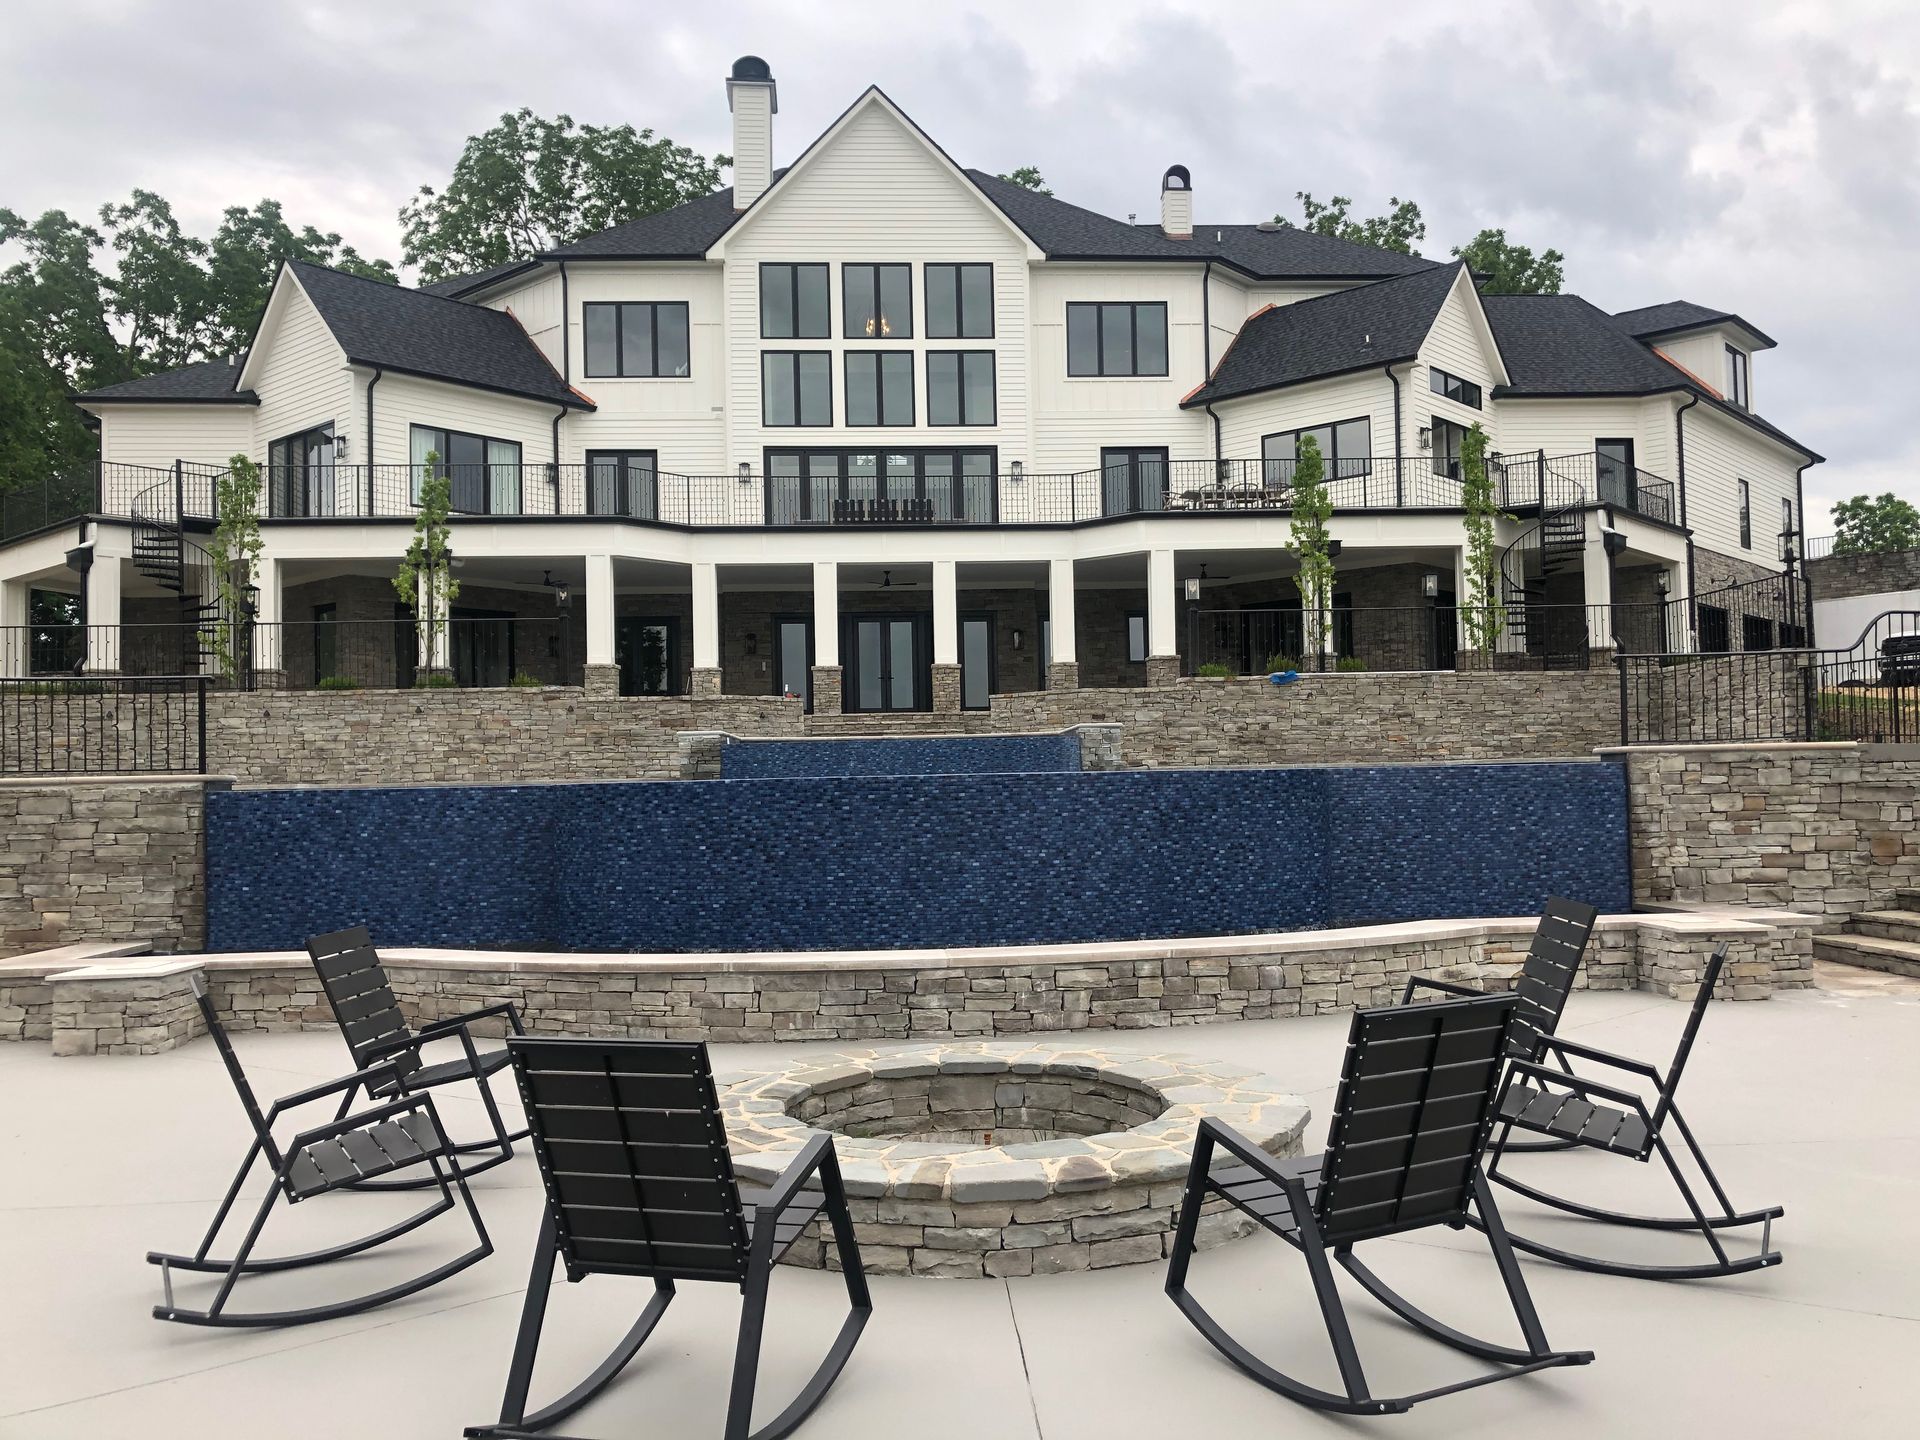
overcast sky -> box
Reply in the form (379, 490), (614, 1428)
(6, 0), (1916, 532)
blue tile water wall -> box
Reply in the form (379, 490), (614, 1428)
(721, 733), (1083, 778)
(205, 760), (1629, 954)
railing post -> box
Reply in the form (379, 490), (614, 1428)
(366, 462), (376, 517)
(196, 676), (207, 774)
(1616, 653), (1629, 745)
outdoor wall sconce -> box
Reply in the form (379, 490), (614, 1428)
(1655, 571), (1671, 597)
(1011, 628), (1024, 651)
(1010, 461), (1024, 482)
(1422, 572), (1440, 599)
(738, 462), (752, 484)
(745, 632), (759, 655)
(1183, 578), (1202, 602)
(1417, 425), (1433, 451)
(553, 580), (571, 611)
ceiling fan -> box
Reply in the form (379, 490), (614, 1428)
(872, 569), (921, 589)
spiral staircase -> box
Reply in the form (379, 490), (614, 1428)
(1495, 455), (1592, 670)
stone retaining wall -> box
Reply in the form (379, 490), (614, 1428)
(1618, 742), (1920, 924)
(1809, 548), (1920, 604)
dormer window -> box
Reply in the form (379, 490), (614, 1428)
(1726, 344), (1750, 409)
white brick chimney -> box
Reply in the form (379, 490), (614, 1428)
(1160, 164), (1193, 239)
(727, 55), (778, 211)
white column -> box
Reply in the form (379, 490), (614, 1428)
(0, 578), (27, 678)
(1665, 557), (1692, 653)
(416, 573), (451, 672)
(812, 561), (839, 667)
(1048, 558), (1077, 663)
(1454, 545), (1471, 651)
(1583, 531), (1614, 651)
(1147, 549), (1177, 657)
(86, 555), (122, 673)
(691, 562), (720, 670)
(585, 553), (615, 667)
(932, 560), (958, 665)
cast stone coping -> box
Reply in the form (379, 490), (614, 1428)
(1593, 741), (1860, 757)
(0, 774), (234, 791)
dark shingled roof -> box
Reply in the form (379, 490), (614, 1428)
(1183, 262), (1463, 407)
(541, 183), (759, 259)
(77, 356), (257, 404)
(418, 258), (542, 299)
(287, 261), (590, 409)
(1612, 299), (1777, 349)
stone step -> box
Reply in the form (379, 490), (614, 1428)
(1894, 891), (1920, 913)
(1850, 911), (1920, 945)
(1813, 933), (1920, 980)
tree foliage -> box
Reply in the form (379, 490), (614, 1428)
(394, 459), (461, 681)
(207, 454), (265, 684)
(1458, 422), (1509, 650)
(1451, 228), (1564, 295)
(1275, 192), (1427, 255)
(1288, 435), (1336, 664)
(997, 165), (1052, 196)
(1833, 493), (1920, 556)
(400, 109), (728, 281)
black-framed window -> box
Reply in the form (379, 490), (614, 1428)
(1726, 345), (1750, 409)
(582, 302), (690, 378)
(267, 422), (336, 517)
(409, 423), (522, 514)
(1428, 367), (1482, 409)
(1100, 446), (1168, 516)
(842, 264), (912, 339)
(1742, 614), (1775, 653)
(844, 352), (914, 426)
(926, 263), (993, 339)
(759, 263), (830, 339)
(1699, 603), (1731, 654)
(1261, 418), (1373, 485)
(761, 351), (832, 426)
(1430, 417), (1470, 479)
(1066, 302), (1169, 376)
(584, 449), (658, 519)
(1126, 611), (1148, 664)
(927, 351), (995, 426)
(615, 615), (680, 695)
(763, 448), (996, 524)
(1738, 479), (1752, 548)
(960, 613), (996, 710)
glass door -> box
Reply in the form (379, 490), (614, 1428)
(1100, 447), (1168, 516)
(846, 614), (927, 712)
(615, 616), (678, 695)
(1595, 438), (1637, 510)
(774, 615), (813, 708)
(960, 614), (995, 709)
(587, 450), (658, 519)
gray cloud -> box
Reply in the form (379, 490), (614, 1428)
(3, 0), (1915, 529)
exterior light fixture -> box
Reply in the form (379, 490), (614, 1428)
(738, 462), (752, 484)
(1011, 628), (1024, 651)
(1417, 425), (1433, 451)
(1010, 461), (1024, 482)
(1184, 578), (1201, 602)
(1422, 573), (1440, 599)
(554, 580), (571, 610)
(1655, 571), (1670, 597)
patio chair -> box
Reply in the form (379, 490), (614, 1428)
(467, 1038), (869, 1440)
(1401, 896), (1599, 1152)
(1165, 994), (1592, 1415)
(1481, 943), (1784, 1280)
(148, 973), (491, 1327)
(308, 925), (529, 1186)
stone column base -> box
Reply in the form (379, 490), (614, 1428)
(1046, 661), (1080, 691)
(676, 730), (730, 779)
(1068, 723), (1124, 771)
(50, 968), (204, 1057)
(583, 663), (621, 698)
(690, 667), (723, 697)
(1145, 655), (1181, 688)
(930, 662), (962, 713)
(810, 665), (843, 715)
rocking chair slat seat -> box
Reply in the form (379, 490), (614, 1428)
(287, 1111), (451, 1200)
(374, 1044), (514, 1096)
(740, 1188), (832, 1262)
(1210, 1155), (1324, 1233)
(1498, 1085), (1648, 1156)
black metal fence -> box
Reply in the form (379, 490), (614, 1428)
(250, 616), (580, 691)
(0, 674), (207, 774)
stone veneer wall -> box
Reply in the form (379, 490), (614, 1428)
(30, 909), (1811, 1055)
(0, 777), (217, 958)
(1618, 742), (1920, 923)
(988, 671), (1619, 768)
(1808, 549), (1920, 604)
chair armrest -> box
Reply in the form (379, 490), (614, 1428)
(1193, 1117), (1295, 1180)
(761, 1132), (836, 1216)
(1504, 1061), (1655, 1128)
(421, 1000), (525, 1039)
(264, 1061), (407, 1122)
(1400, 976), (1483, 1004)
(1537, 1035), (1664, 1083)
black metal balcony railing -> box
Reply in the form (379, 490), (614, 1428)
(0, 673), (207, 775)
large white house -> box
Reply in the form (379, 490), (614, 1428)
(0, 57), (1820, 711)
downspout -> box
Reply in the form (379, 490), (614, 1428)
(1206, 403), (1223, 464)
(558, 261), (571, 384)
(363, 367), (383, 515)
(1383, 363), (1403, 505)
(1795, 459), (1815, 644)
(552, 404), (568, 512)
(1201, 261), (1218, 464)
(1675, 392), (1700, 625)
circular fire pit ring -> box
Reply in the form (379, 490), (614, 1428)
(720, 1041), (1309, 1279)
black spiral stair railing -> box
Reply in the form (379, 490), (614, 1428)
(1494, 452), (1592, 669)
(128, 464), (228, 676)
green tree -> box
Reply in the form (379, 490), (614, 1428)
(1458, 422), (1508, 651)
(393, 457), (461, 682)
(400, 109), (729, 281)
(1288, 434), (1336, 667)
(206, 454), (265, 684)
(1832, 493), (1920, 555)
(98, 189), (216, 372)
(205, 200), (396, 353)
(996, 165), (1052, 196)
(1275, 192), (1427, 255)
(1451, 228), (1565, 294)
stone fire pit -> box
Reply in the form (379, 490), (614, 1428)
(720, 1041), (1309, 1278)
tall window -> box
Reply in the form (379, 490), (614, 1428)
(1066, 302), (1169, 376)
(1261, 419), (1373, 485)
(267, 422), (336, 517)
(1430, 417), (1470, 479)
(927, 351), (995, 426)
(844, 352), (914, 426)
(1428, 368), (1482, 408)
(761, 352), (833, 426)
(410, 424), (521, 514)
(582, 302), (690, 377)
(1726, 345), (1750, 409)
(1738, 479), (1752, 548)
(925, 263), (993, 338)
(1127, 612), (1148, 664)
(842, 264), (912, 339)
(759, 263), (830, 339)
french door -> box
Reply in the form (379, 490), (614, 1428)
(773, 614), (814, 709)
(844, 614), (929, 712)
(615, 615), (678, 695)
(586, 450), (659, 520)
(1595, 438), (1637, 510)
(764, 449), (996, 523)
(1100, 447), (1169, 516)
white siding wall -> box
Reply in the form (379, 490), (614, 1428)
(1413, 281), (1500, 451)
(361, 371), (562, 469)
(484, 272), (565, 374)
(249, 282), (352, 457)
(1683, 404), (1798, 569)
(1210, 371), (1397, 460)
(1492, 396), (1678, 478)
(97, 405), (254, 468)
(1656, 331), (1746, 403)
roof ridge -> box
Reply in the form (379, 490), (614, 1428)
(288, 257), (508, 316)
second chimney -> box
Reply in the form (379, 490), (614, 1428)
(1160, 164), (1192, 238)
(727, 55), (778, 211)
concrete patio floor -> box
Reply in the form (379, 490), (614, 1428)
(3, 981), (1917, 1439)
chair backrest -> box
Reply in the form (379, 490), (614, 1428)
(1506, 897), (1599, 1061)
(186, 971), (282, 1170)
(1648, 943), (1728, 1134)
(307, 926), (419, 1078)
(508, 1037), (752, 1285)
(1316, 993), (1519, 1245)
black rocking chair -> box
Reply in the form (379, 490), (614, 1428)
(1166, 994), (1592, 1415)
(148, 973), (492, 1327)
(467, 1038), (870, 1440)
(1401, 896), (1599, 1153)
(309, 926), (529, 1187)
(1482, 943), (1784, 1280)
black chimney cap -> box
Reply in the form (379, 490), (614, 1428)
(1162, 164), (1192, 191)
(731, 55), (774, 82)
